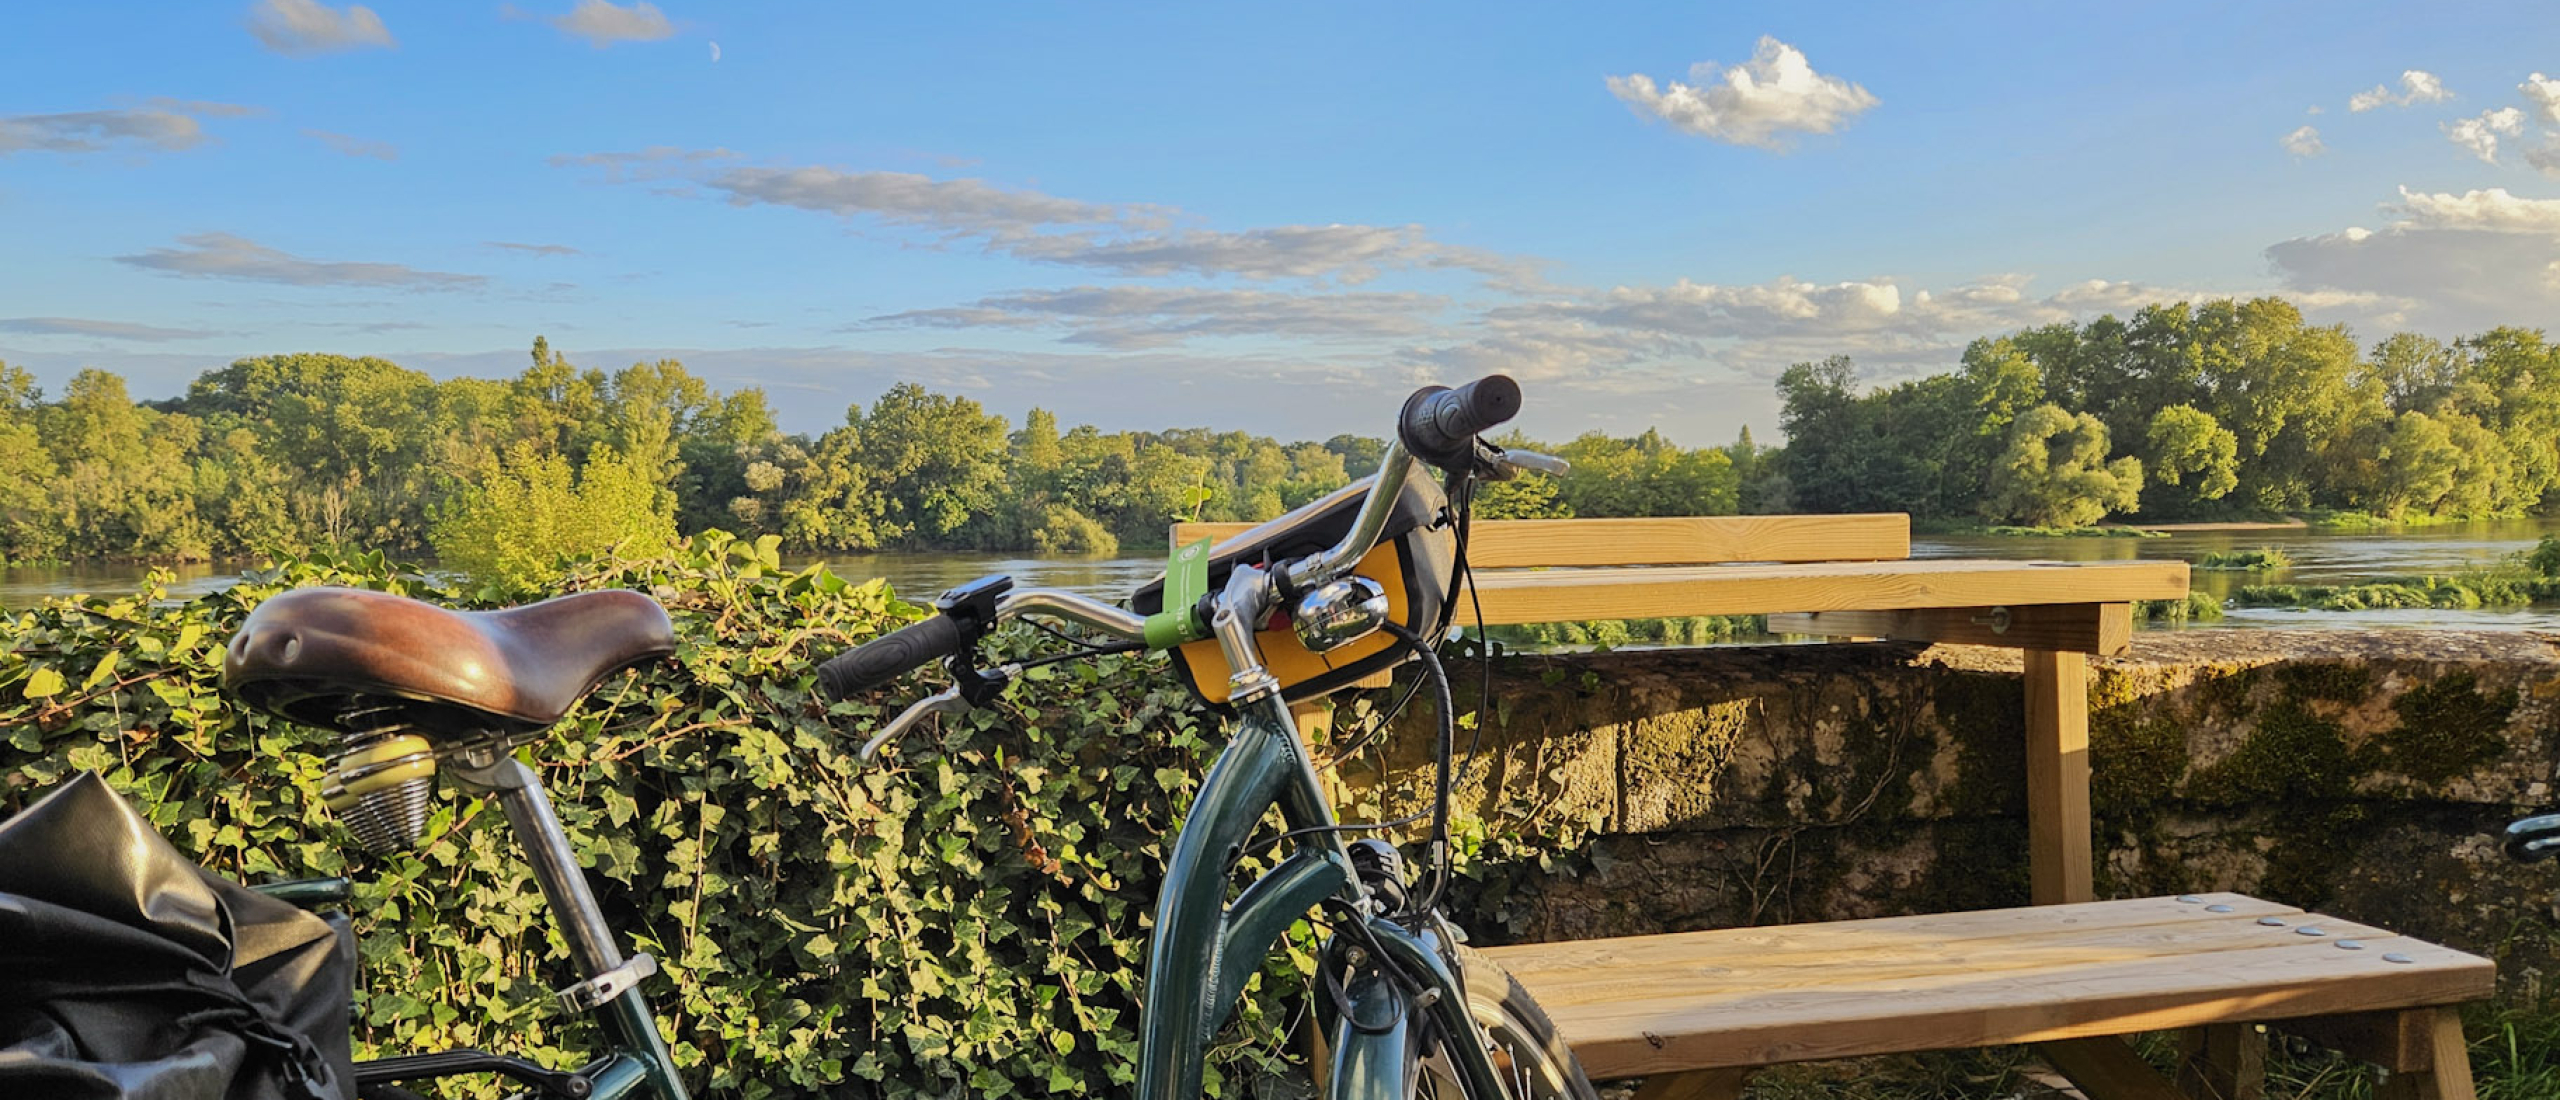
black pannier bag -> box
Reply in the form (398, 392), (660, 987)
(0, 772), (356, 1100)
(1132, 473), (1457, 712)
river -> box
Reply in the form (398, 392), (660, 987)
(6, 518), (2557, 633)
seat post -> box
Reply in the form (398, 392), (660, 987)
(487, 757), (625, 979)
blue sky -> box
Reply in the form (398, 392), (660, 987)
(5, 1), (2558, 445)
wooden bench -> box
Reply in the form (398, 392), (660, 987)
(1487, 893), (2495, 1100)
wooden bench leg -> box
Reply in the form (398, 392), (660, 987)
(2026, 649), (2095, 905)
(2176, 1023), (2266, 1100)
(1631, 1068), (1751, 1100)
(2038, 1036), (2187, 1100)
(2376, 1007), (2477, 1100)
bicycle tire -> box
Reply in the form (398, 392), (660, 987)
(1417, 943), (1600, 1100)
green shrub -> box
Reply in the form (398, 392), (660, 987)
(428, 441), (679, 592)
(1026, 503), (1119, 558)
(2194, 547), (2291, 571)
(2531, 535), (2560, 579)
(0, 536), (1306, 1098)
(2137, 592), (2226, 622)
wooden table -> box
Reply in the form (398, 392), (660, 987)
(1172, 513), (2193, 906)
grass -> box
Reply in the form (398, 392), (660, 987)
(2233, 535), (2560, 612)
(2129, 593), (2232, 619)
(2196, 547), (2293, 571)
(2301, 509), (2502, 531)
(1978, 525), (2168, 538)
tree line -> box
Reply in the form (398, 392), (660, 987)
(4, 298), (2552, 577)
(1766, 298), (2560, 527)
(0, 337), (1759, 579)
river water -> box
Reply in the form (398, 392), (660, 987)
(7, 518), (2557, 633)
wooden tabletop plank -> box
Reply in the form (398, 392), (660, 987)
(1172, 513), (1914, 568)
(1459, 559), (2190, 625)
(1482, 896), (2494, 1079)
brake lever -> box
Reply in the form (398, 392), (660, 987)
(860, 686), (969, 762)
(858, 661), (1022, 763)
(1492, 446), (1569, 479)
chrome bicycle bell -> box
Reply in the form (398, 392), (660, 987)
(1291, 576), (1390, 653)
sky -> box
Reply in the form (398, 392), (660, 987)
(4, 1), (2559, 446)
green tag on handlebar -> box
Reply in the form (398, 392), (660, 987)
(1145, 538), (1213, 649)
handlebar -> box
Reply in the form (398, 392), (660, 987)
(1399, 375), (1522, 469)
(815, 613), (969, 697)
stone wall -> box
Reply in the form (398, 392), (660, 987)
(1342, 629), (2560, 1005)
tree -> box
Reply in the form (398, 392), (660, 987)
(0, 362), (60, 562)
(856, 384), (1009, 544)
(2372, 411), (2460, 518)
(1985, 405), (2143, 527)
(2143, 404), (2239, 513)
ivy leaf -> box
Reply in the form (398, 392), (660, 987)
(23, 667), (65, 699)
(81, 651), (119, 691)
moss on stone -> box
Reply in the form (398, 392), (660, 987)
(2091, 716), (2189, 814)
(2193, 700), (2357, 803)
(2276, 661), (2374, 706)
(1933, 671), (2026, 818)
(2196, 664), (2260, 717)
(2380, 671), (2517, 783)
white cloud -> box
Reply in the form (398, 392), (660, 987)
(2443, 107), (2524, 164)
(0, 101), (257, 156)
(2266, 186), (2560, 333)
(702, 164), (1136, 234)
(2348, 69), (2452, 112)
(0, 317), (220, 342)
(563, 150), (1527, 284)
(488, 241), (582, 257)
(115, 233), (485, 290)
(552, 0), (675, 48)
(868, 286), (1449, 348)
(2522, 73), (2560, 127)
(2391, 185), (2560, 233)
(246, 0), (394, 56)
(2529, 142), (2560, 179)
(1605, 37), (1878, 149)
(2282, 125), (2326, 158)
(303, 128), (396, 160)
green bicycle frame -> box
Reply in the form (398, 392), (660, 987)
(1135, 690), (1510, 1100)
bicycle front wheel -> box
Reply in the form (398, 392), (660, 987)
(1417, 944), (1600, 1100)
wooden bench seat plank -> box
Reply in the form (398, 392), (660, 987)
(1484, 897), (2494, 1079)
(1458, 559), (2190, 626)
(1500, 917), (2424, 1004)
(1490, 895), (2298, 978)
(1169, 513), (1913, 568)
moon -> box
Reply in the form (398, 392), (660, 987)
(709, 41), (721, 62)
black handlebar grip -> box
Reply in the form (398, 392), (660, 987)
(816, 614), (967, 698)
(1399, 374), (1522, 468)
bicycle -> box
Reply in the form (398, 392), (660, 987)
(189, 373), (1590, 1098)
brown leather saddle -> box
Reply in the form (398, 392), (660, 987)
(225, 587), (675, 739)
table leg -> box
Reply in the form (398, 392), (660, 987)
(2176, 1023), (2267, 1100)
(2025, 649), (2094, 905)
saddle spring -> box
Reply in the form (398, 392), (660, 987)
(319, 699), (439, 853)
